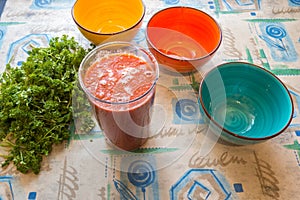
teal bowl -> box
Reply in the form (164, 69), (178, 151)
(199, 62), (294, 145)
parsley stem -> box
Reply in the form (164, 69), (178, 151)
(0, 154), (8, 159)
(0, 139), (16, 148)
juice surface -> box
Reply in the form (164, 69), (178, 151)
(84, 53), (156, 103)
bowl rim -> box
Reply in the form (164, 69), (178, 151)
(145, 6), (222, 62)
(199, 61), (294, 141)
(71, 0), (146, 36)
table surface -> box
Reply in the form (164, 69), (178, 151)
(0, 0), (300, 199)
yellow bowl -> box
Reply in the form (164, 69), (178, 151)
(71, 0), (145, 45)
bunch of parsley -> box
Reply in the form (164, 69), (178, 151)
(0, 35), (93, 174)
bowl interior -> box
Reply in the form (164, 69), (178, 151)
(72, 0), (144, 34)
(200, 62), (293, 139)
(146, 7), (221, 60)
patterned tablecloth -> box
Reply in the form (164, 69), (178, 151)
(0, 0), (300, 199)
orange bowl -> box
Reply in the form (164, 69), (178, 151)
(146, 6), (222, 73)
(71, 0), (145, 45)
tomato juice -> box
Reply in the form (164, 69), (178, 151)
(82, 52), (158, 151)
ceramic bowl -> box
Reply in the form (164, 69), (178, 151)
(146, 6), (222, 73)
(71, 0), (145, 45)
(199, 62), (294, 145)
